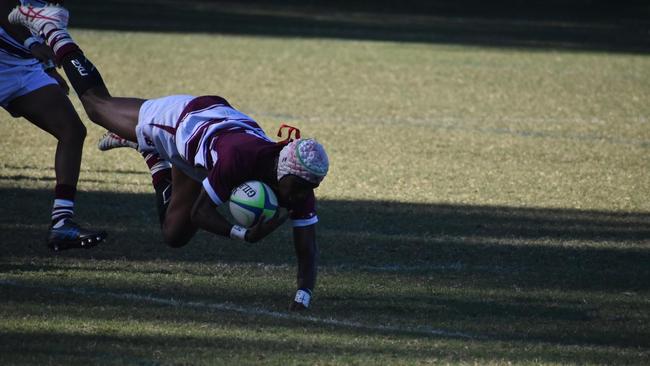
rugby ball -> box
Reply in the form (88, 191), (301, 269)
(229, 181), (278, 227)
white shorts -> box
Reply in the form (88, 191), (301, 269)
(0, 62), (56, 108)
(136, 94), (208, 182)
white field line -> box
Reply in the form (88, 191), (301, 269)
(0, 279), (480, 340)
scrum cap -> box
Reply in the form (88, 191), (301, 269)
(277, 138), (329, 185)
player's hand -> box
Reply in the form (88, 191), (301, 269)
(29, 43), (55, 63)
(46, 68), (70, 94)
(289, 289), (311, 311)
(245, 210), (288, 243)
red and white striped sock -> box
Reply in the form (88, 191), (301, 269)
(41, 23), (80, 63)
(142, 152), (172, 188)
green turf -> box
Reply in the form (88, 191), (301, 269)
(1, 28), (649, 365)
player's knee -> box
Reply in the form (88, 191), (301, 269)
(165, 236), (189, 248)
(161, 225), (191, 248)
(73, 121), (87, 141)
(58, 119), (87, 145)
(164, 237), (188, 248)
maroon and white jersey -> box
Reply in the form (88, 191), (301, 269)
(136, 94), (318, 227)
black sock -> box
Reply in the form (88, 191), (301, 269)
(60, 50), (106, 97)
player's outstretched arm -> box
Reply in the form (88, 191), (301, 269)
(289, 224), (319, 311)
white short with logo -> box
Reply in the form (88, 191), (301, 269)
(0, 62), (56, 108)
(136, 94), (208, 182)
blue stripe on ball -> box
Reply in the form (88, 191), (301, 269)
(262, 184), (273, 210)
(231, 200), (264, 218)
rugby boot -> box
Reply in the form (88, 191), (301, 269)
(8, 3), (69, 35)
(98, 131), (138, 151)
(47, 220), (107, 252)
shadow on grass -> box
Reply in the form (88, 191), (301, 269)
(1, 187), (648, 292)
(0, 327), (644, 365)
(1, 186), (649, 360)
(1, 284), (648, 361)
(0, 330), (604, 365)
(65, 0), (650, 54)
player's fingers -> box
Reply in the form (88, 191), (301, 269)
(261, 209), (288, 228)
(271, 210), (289, 226)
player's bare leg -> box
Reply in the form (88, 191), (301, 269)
(9, 1), (138, 150)
(160, 166), (200, 248)
(9, 84), (83, 187)
(7, 84), (107, 251)
(77, 85), (144, 142)
(8, 2), (142, 140)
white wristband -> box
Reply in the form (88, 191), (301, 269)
(23, 36), (41, 49)
(230, 225), (248, 241)
(294, 289), (311, 308)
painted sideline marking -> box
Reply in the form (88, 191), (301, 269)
(0, 279), (479, 340)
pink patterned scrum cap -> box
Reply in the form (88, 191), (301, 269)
(277, 138), (329, 185)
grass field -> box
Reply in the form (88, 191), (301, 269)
(1, 23), (649, 365)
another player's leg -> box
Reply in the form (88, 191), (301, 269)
(9, 3), (143, 140)
(7, 84), (107, 251)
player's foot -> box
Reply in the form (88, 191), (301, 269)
(8, 3), (69, 35)
(98, 131), (138, 151)
(47, 219), (107, 252)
